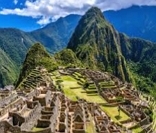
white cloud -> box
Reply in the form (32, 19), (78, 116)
(1, 0), (156, 25)
(13, 0), (18, 5)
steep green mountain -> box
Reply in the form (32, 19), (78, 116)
(67, 7), (132, 82)
(0, 28), (34, 65)
(67, 7), (156, 98)
(54, 49), (82, 67)
(30, 15), (81, 53)
(119, 34), (156, 96)
(0, 28), (35, 87)
(0, 48), (18, 87)
(16, 43), (58, 87)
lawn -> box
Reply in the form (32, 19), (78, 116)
(100, 105), (131, 122)
(61, 75), (77, 81)
(86, 118), (96, 133)
(132, 126), (144, 133)
(59, 75), (107, 103)
(32, 127), (44, 132)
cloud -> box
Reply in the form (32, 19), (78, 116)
(1, 0), (156, 25)
(13, 0), (18, 5)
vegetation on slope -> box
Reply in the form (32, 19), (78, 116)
(0, 28), (34, 65)
(0, 28), (35, 87)
(30, 15), (81, 53)
(119, 34), (156, 98)
(0, 48), (18, 87)
(55, 49), (82, 67)
(67, 7), (132, 82)
(16, 43), (58, 87)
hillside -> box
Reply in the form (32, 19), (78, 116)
(67, 7), (132, 82)
(0, 48), (18, 87)
(0, 28), (35, 87)
(66, 7), (156, 98)
(30, 14), (81, 53)
(16, 43), (58, 87)
(0, 28), (34, 65)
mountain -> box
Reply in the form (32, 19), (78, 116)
(66, 7), (156, 97)
(67, 7), (132, 82)
(0, 15), (80, 87)
(0, 28), (34, 65)
(0, 48), (18, 87)
(104, 5), (156, 42)
(54, 49), (82, 67)
(30, 14), (81, 53)
(0, 28), (35, 87)
(16, 43), (58, 87)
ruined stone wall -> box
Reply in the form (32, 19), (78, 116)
(21, 102), (42, 131)
(46, 90), (51, 106)
(9, 112), (25, 126)
(37, 119), (51, 128)
(0, 97), (24, 117)
(22, 128), (51, 133)
(0, 121), (52, 133)
(0, 93), (18, 108)
(72, 129), (85, 133)
(26, 89), (37, 100)
(33, 94), (47, 106)
(0, 121), (21, 133)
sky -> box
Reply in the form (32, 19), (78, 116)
(0, 0), (156, 31)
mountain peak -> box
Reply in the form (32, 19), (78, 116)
(16, 43), (58, 87)
(85, 6), (104, 18)
(82, 6), (106, 23)
(67, 7), (131, 82)
(67, 7), (110, 51)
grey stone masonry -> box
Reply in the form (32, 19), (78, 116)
(21, 102), (42, 131)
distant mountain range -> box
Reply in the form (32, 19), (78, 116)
(104, 5), (156, 42)
(1, 5), (156, 87)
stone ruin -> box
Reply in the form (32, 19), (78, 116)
(0, 67), (154, 133)
(0, 75), (123, 133)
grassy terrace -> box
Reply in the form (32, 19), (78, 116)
(32, 127), (44, 132)
(99, 81), (117, 89)
(100, 106), (130, 122)
(60, 75), (106, 103)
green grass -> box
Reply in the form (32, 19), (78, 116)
(86, 121), (96, 133)
(62, 87), (78, 101)
(132, 126), (144, 133)
(100, 105), (130, 122)
(101, 85), (117, 89)
(61, 75), (77, 81)
(56, 75), (107, 103)
(32, 127), (44, 132)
